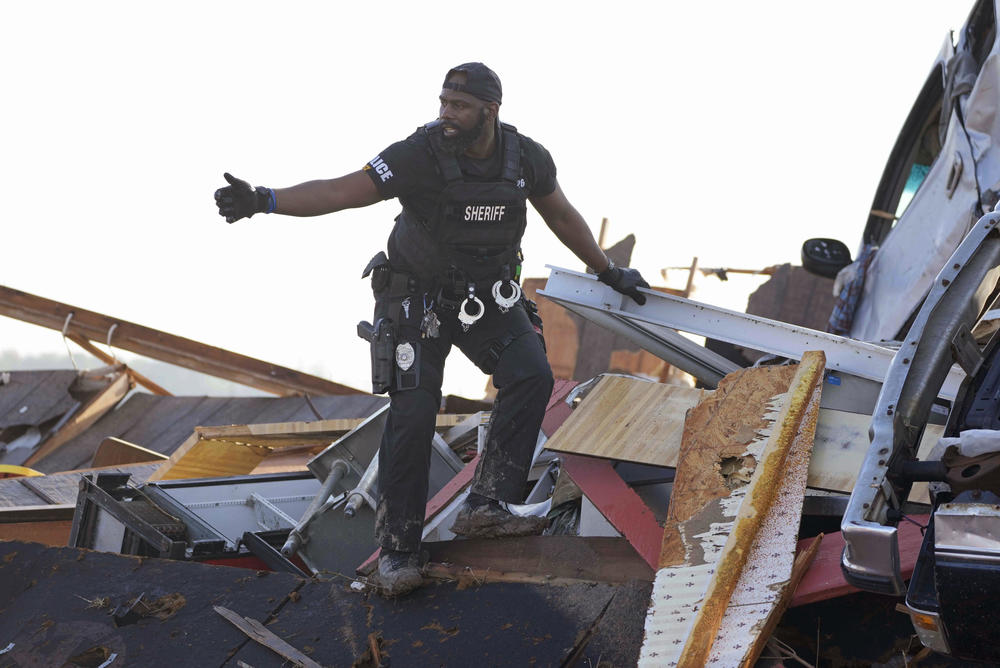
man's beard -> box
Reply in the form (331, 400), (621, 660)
(439, 109), (488, 156)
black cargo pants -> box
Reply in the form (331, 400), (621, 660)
(374, 292), (554, 553)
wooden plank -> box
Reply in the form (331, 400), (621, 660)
(790, 517), (927, 608)
(639, 357), (824, 666)
(562, 453), (662, 570)
(0, 504), (75, 522)
(0, 519), (71, 545)
(678, 352), (824, 667)
(91, 437), (169, 468)
(706, 353), (824, 666)
(424, 536), (654, 584)
(195, 413), (471, 442)
(0, 284), (362, 397)
(744, 534), (824, 666)
(659, 364), (800, 567)
(214, 606), (323, 668)
(24, 371), (132, 467)
(544, 376), (706, 466)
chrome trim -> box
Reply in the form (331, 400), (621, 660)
(842, 211), (1000, 593)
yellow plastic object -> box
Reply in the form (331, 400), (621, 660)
(0, 464), (44, 479)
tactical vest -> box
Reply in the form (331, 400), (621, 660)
(397, 121), (527, 284)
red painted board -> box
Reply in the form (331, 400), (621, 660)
(541, 380), (578, 438)
(546, 379), (579, 412)
(791, 515), (927, 607)
(561, 453), (663, 570)
(356, 455), (481, 575)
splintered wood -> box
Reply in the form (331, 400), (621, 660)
(543, 376), (706, 466)
(639, 352), (825, 667)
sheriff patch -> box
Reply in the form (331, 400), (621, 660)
(464, 205), (506, 222)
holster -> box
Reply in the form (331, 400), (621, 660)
(357, 318), (395, 395)
(523, 296), (546, 352)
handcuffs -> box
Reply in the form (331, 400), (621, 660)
(456, 279), (522, 331)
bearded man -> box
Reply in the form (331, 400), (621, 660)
(215, 62), (649, 596)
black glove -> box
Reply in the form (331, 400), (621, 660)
(598, 259), (649, 305)
(214, 172), (274, 223)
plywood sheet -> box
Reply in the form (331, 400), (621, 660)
(544, 376), (706, 466)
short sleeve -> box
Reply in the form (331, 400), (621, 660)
(363, 134), (434, 200)
(521, 136), (557, 198)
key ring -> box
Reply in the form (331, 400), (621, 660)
(491, 279), (521, 313)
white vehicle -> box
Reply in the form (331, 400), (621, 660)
(802, 0), (1000, 343)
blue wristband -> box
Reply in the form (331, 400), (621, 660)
(265, 188), (277, 214)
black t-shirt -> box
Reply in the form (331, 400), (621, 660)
(363, 123), (557, 276)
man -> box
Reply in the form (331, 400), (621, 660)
(215, 63), (649, 596)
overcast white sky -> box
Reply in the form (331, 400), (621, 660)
(1, 1), (978, 397)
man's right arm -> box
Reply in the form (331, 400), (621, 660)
(272, 171), (381, 216)
(215, 170), (382, 223)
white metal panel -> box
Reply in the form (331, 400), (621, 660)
(539, 266), (964, 399)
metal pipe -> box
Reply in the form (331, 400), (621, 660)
(280, 459), (349, 556)
(344, 450), (379, 518)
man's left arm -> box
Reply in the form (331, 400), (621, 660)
(530, 181), (650, 305)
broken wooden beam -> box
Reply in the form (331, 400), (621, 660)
(24, 368), (133, 468)
(214, 606), (323, 668)
(639, 354), (826, 666)
(677, 351), (824, 666)
(0, 284), (362, 397)
(66, 333), (172, 396)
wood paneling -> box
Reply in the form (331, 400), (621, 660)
(544, 376), (706, 466)
(91, 437), (169, 468)
(150, 413), (472, 482)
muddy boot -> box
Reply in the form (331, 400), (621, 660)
(376, 549), (424, 598)
(450, 494), (549, 538)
